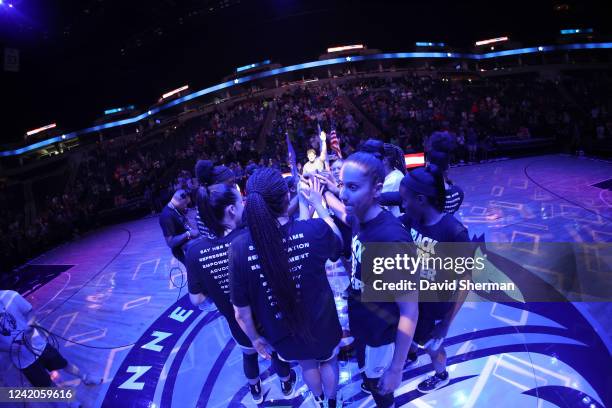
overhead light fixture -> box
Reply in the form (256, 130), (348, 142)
(475, 36), (508, 46)
(327, 44), (364, 53)
(26, 123), (57, 136)
(162, 85), (189, 99)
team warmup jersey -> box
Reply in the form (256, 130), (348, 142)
(382, 169), (404, 217)
(398, 213), (470, 319)
(229, 219), (342, 360)
(195, 211), (214, 238)
(329, 211), (353, 259)
(184, 228), (251, 346)
(185, 228), (245, 318)
(159, 205), (190, 263)
(379, 183), (464, 215)
(348, 209), (414, 347)
(444, 183), (464, 214)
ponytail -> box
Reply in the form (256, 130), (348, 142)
(426, 165), (446, 213)
(196, 184), (239, 238)
(245, 168), (310, 340)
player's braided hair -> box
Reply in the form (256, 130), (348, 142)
(245, 168), (310, 340)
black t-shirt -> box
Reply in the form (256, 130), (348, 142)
(379, 184), (464, 215)
(159, 205), (190, 262)
(348, 209), (413, 347)
(185, 228), (245, 319)
(444, 184), (464, 214)
(330, 212), (353, 259)
(229, 219), (341, 346)
(399, 213), (470, 318)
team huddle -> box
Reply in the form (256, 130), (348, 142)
(163, 131), (470, 408)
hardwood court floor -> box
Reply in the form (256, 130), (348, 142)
(1, 154), (610, 408)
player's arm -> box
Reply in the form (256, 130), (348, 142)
(234, 305), (273, 360)
(165, 232), (191, 249)
(287, 195), (299, 217)
(392, 291), (419, 370)
(323, 191), (348, 225)
(439, 269), (471, 330)
(319, 130), (327, 163)
(379, 290), (419, 394)
(189, 292), (206, 306)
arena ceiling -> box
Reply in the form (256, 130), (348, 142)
(0, 0), (608, 143)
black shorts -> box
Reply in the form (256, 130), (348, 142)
(413, 303), (453, 347)
(413, 316), (439, 346)
(21, 344), (68, 387)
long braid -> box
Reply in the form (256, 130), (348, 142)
(384, 143), (407, 175)
(426, 164), (447, 213)
(245, 168), (310, 340)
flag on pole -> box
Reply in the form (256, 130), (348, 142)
(330, 129), (342, 158)
(286, 131), (298, 178)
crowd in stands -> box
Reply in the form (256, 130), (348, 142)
(0, 98), (270, 273)
(349, 73), (612, 161)
(1, 70), (611, 274)
(266, 84), (365, 163)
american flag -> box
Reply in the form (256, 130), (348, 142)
(329, 129), (342, 158)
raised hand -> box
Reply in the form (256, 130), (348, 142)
(314, 173), (339, 196)
(305, 176), (325, 208)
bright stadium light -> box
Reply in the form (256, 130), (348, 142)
(162, 85), (189, 99)
(327, 44), (364, 53)
(475, 36), (509, 46)
(26, 123), (57, 137)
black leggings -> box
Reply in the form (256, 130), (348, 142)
(365, 377), (395, 408)
(242, 351), (291, 380)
